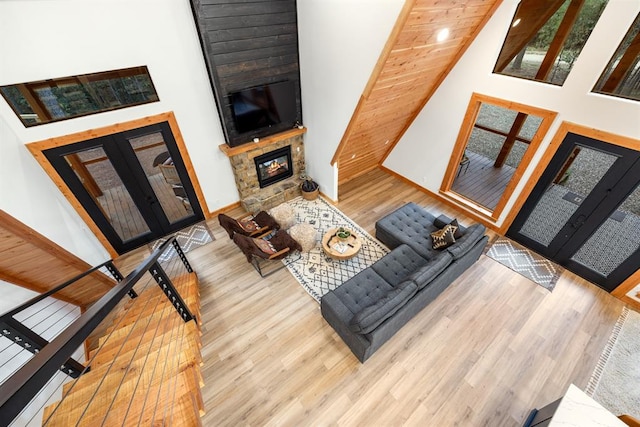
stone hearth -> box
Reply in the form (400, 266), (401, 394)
(220, 128), (306, 213)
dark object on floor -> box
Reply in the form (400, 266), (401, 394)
(457, 151), (470, 177)
(233, 229), (302, 277)
(218, 211), (280, 239)
(321, 202), (488, 362)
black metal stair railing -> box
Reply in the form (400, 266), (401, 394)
(0, 236), (196, 427)
(0, 260), (129, 379)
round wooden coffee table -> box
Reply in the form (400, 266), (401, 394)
(322, 227), (362, 260)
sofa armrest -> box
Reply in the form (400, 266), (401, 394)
(348, 281), (418, 335)
(447, 223), (487, 260)
(407, 251), (453, 290)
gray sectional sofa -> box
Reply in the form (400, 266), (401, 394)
(320, 202), (489, 362)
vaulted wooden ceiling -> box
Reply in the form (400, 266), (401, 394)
(332, 0), (505, 184)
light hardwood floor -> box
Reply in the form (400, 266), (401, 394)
(120, 168), (625, 426)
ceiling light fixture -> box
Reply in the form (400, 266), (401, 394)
(436, 28), (450, 42)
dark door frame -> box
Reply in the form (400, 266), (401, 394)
(507, 131), (640, 292)
(44, 123), (205, 254)
(27, 112), (210, 257)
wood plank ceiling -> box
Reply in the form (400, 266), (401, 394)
(0, 210), (116, 310)
(332, 0), (505, 184)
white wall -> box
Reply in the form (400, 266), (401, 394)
(384, 0), (640, 226)
(297, 0), (404, 200)
(0, 0), (238, 263)
(0, 0), (408, 263)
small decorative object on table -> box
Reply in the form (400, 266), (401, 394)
(301, 177), (319, 200)
(336, 227), (351, 241)
(322, 227), (361, 260)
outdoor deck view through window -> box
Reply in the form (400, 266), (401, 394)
(451, 103), (543, 211)
(0, 66), (159, 127)
(494, 0), (608, 85)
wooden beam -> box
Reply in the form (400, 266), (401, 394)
(600, 28), (640, 93)
(535, 0), (585, 81)
(493, 112), (528, 168)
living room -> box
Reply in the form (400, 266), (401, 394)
(0, 0), (639, 425)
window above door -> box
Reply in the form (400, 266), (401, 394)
(0, 66), (159, 127)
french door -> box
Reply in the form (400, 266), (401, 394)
(43, 122), (204, 254)
(507, 132), (640, 292)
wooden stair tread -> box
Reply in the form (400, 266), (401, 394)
(46, 364), (201, 426)
(97, 282), (199, 347)
(44, 272), (203, 426)
(111, 281), (200, 326)
(97, 296), (199, 348)
(91, 317), (201, 367)
(65, 330), (200, 396)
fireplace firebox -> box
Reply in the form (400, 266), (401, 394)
(254, 145), (293, 188)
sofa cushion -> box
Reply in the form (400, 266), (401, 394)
(330, 268), (396, 315)
(348, 280), (418, 334)
(371, 244), (428, 287)
(446, 223), (487, 260)
(407, 251), (453, 290)
(375, 203), (441, 260)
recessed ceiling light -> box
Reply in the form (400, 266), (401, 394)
(512, 18), (521, 27)
(436, 28), (450, 42)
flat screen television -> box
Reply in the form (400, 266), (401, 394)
(230, 80), (297, 134)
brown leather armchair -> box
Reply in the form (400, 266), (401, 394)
(232, 229), (301, 277)
(218, 211), (280, 239)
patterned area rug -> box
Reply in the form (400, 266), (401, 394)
(150, 222), (214, 263)
(283, 197), (389, 303)
(586, 307), (640, 419)
(485, 237), (562, 291)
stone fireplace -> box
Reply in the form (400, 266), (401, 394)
(220, 128), (306, 213)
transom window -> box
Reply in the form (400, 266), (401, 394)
(0, 66), (159, 127)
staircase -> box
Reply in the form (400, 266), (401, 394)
(41, 272), (203, 426)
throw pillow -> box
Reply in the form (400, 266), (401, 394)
(431, 224), (456, 250)
(253, 238), (277, 254)
(238, 216), (260, 232)
(449, 218), (463, 239)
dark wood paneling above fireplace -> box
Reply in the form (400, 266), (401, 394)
(190, 0), (302, 147)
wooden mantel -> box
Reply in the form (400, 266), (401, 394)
(219, 127), (306, 157)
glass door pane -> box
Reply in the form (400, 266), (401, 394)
(518, 146), (618, 247)
(65, 147), (151, 242)
(451, 102), (543, 211)
(571, 183), (640, 277)
(126, 132), (193, 224)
